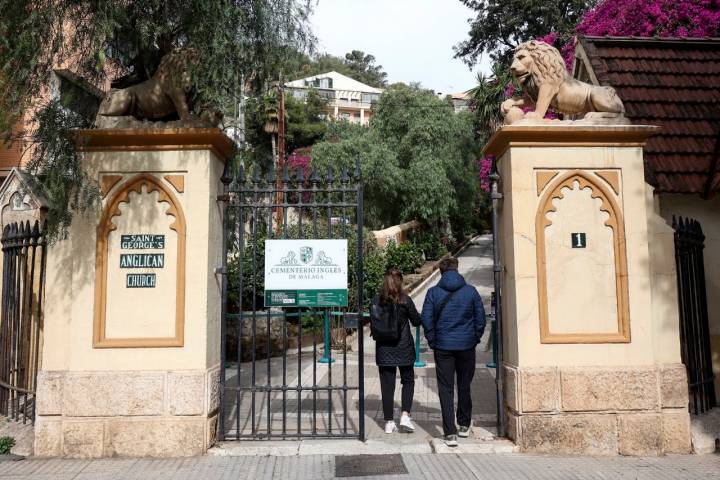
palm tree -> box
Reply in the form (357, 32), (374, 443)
(465, 63), (515, 138)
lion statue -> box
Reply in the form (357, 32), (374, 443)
(501, 40), (624, 124)
(95, 48), (220, 127)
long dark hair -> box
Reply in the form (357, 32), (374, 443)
(380, 268), (404, 304)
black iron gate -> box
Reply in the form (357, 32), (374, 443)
(673, 216), (716, 415)
(218, 163), (365, 440)
(0, 220), (47, 424)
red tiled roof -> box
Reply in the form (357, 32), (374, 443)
(576, 36), (720, 195)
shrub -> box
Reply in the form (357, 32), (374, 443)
(384, 239), (424, 275)
(227, 233), (267, 313)
(0, 436), (15, 455)
(410, 230), (447, 261)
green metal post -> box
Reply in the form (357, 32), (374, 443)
(413, 325), (426, 368)
(318, 309), (335, 363)
(486, 318), (497, 368)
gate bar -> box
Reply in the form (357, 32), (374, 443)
(490, 167), (506, 437)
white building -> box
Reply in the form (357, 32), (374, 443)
(450, 92), (470, 113)
(285, 71), (383, 125)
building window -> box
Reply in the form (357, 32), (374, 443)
(307, 77), (333, 89)
(362, 93), (380, 104)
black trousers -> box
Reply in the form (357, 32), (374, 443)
(378, 365), (415, 421)
(434, 348), (476, 436)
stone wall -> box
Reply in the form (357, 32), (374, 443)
(372, 220), (420, 248)
(504, 364), (692, 455)
(34, 367), (220, 458)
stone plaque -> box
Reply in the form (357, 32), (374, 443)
(94, 174), (186, 348)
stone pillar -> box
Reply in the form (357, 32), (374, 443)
(485, 124), (692, 455)
(34, 128), (233, 458)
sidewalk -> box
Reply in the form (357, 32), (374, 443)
(1, 452), (718, 479)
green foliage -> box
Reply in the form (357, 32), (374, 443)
(343, 50), (388, 88)
(0, 436), (15, 455)
(360, 245), (387, 307)
(285, 89), (329, 153)
(244, 87), (328, 171)
(290, 50), (388, 88)
(312, 84), (483, 236)
(300, 311), (323, 332)
(384, 240), (424, 275)
(1, 0), (315, 236)
(466, 64), (514, 140)
(227, 232), (267, 312)
(27, 101), (99, 241)
(454, 0), (591, 66)
(311, 123), (402, 229)
(410, 230), (447, 261)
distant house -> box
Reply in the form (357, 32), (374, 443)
(573, 35), (720, 411)
(450, 92), (470, 113)
(285, 71), (383, 125)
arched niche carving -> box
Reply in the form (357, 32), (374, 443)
(535, 170), (630, 344)
(93, 174), (186, 348)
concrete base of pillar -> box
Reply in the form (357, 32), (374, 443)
(504, 364), (692, 455)
(33, 367), (220, 458)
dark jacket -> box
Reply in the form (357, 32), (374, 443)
(373, 294), (421, 366)
(420, 270), (486, 351)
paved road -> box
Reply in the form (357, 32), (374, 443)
(1, 452), (718, 479)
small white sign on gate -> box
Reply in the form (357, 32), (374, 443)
(264, 239), (348, 307)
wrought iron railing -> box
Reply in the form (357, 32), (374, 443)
(217, 163), (365, 440)
(0, 220), (47, 424)
(673, 216), (716, 415)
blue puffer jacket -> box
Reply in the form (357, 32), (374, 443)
(420, 270), (486, 351)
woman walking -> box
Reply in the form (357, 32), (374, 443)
(372, 268), (421, 434)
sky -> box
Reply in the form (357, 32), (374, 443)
(310, 0), (492, 94)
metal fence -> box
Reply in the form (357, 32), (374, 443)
(217, 163), (365, 440)
(0, 220), (47, 424)
(673, 216), (716, 415)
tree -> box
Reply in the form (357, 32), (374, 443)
(286, 50), (387, 87)
(242, 87), (327, 174)
(0, 0), (315, 237)
(454, 0), (591, 66)
(285, 89), (328, 152)
(344, 50), (387, 88)
(312, 84), (483, 235)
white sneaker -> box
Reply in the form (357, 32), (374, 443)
(399, 413), (415, 433)
(443, 434), (458, 447)
(385, 420), (397, 434)
(458, 421), (472, 438)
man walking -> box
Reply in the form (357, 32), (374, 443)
(421, 257), (486, 447)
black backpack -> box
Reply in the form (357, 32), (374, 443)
(370, 299), (401, 342)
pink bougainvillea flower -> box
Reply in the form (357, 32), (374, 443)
(503, 83), (516, 98)
(560, 0), (720, 67)
(478, 155), (494, 192)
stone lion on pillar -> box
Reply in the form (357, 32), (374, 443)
(501, 40), (625, 124)
(95, 48), (220, 128)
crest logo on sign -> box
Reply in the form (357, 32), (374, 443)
(300, 246), (313, 264)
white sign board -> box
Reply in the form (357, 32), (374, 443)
(264, 239), (348, 307)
